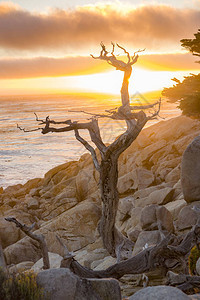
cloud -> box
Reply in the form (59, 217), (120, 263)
(0, 3), (199, 52)
(139, 52), (200, 71)
(0, 56), (109, 79)
(0, 52), (199, 79)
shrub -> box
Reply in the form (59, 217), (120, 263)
(188, 245), (200, 275)
(0, 268), (46, 300)
(178, 93), (200, 117)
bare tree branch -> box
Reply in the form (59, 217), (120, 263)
(116, 43), (131, 63)
(74, 128), (100, 171)
(17, 124), (41, 132)
(5, 217), (50, 269)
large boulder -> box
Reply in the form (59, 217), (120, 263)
(118, 168), (154, 194)
(196, 257), (200, 275)
(135, 187), (174, 208)
(32, 252), (63, 272)
(4, 201), (101, 264)
(140, 204), (174, 232)
(181, 136), (200, 203)
(0, 217), (21, 248)
(132, 230), (161, 256)
(9, 261), (34, 274)
(37, 268), (121, 300)
(176, 202), (200, 231)
(129, 285), (190, 300)
(164, 199), (187, 219)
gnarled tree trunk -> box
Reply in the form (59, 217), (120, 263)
(18, 43), (160, 261)
(99, 154), (119, 257)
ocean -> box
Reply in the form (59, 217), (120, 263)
(0, 93), (180, 189)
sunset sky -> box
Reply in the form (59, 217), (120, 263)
(0, 0), (200, 96)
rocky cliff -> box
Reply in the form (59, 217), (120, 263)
(1, 115), (200, 297)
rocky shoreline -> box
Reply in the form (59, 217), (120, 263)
(1, 115), (200, 298)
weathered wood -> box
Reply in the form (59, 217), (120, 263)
(17, 43), (161, 260)
(167, 271), (200, 294)
(60, 221), (200, 280)
(5, 217), (50, 269)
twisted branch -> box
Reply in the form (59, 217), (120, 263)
(5, 217), (50, 269)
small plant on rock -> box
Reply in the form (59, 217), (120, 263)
(0, 268), (46, 300)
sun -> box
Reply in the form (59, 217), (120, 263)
(71, 68), (189, 96)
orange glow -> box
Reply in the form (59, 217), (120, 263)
(0, 67), (198, 96)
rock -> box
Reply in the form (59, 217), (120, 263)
(75, 166), (98, 200)
(172, 179), (183, 199)
(4, 201), (101, 264)
(152, 115), (199, 142)
(136, 168), (155, 190)
(140, 204), (174, 232)
(118, 170), (137, 194)
(133, 184), (166, 200)
(74, 248), (108, 269)
(37, 268), (121, 300)
(117, 196), (135, 223)
(127, 228), (141, 242)
(132, 230), (161, 256)
(164, 199), (187, 219)
(41, 197), (78, 219)
(124, 207), (142, 233)
(140, 205), (157, 230)
(27, 197), (39, 210)
(41, 201), (101, 253)
(32, 252), (63, 272)
(196, 257), (200, 275)
(118, 168), (154, 194)
(177, 202), (200, 231)
(165, 165), (180, 184)
(173, 131), (200, 155)
(189, 294), (200, 299)
(156, 206), (174, 232)
(42, 161), (79, 186)
(137, 139), (167, 163)
(0, 217), (21, 248)
(135, 187), (174, 207)
(129, 285), (190, 300)
(148, 187), (174, 205)
(9, 261), (34, 274)
(4, 236), (42, 265)
(181, 136), (200, 203)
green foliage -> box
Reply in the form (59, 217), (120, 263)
(188, 246), (200, 275)
(162, 29), (200, 117)
(181, 29), (200, 62)
(178, 93), (200, 117)
(0, 268), (46, 300)
(162, 73), (200, 103)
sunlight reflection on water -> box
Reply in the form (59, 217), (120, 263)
(0, 95), (180, 188)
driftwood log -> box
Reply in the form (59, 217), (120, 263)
(59, 220), (200, 281)
(167, 271), (200, 294)
(5, 217), (50, 269)
(3, 218), (200, 295)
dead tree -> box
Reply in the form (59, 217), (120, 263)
(18, 43), (161, 261)
(5, 217), (50, 269)
(59, 219), (200, 282)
